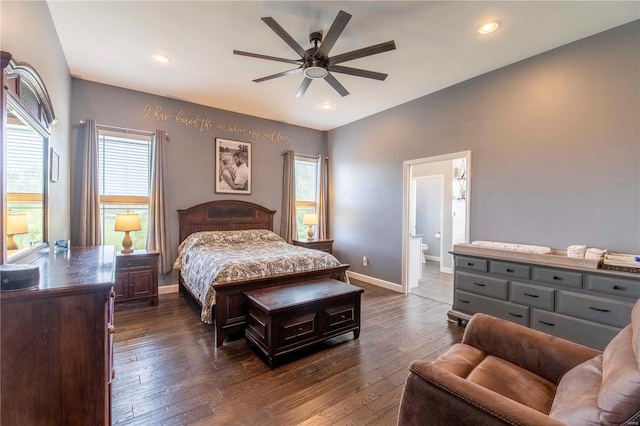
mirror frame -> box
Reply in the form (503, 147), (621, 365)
(1, 51), (56, 264)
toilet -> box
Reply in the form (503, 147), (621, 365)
(421, 243), (429, 263)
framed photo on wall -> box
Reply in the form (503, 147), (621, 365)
(215, 138), (251, 194)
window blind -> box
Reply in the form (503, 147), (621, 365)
(98, 134), (151, 197)
(295, 158), (317, 203)
(6, 123), (44, 194)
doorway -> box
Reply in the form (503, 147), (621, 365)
(402, 151), (471, 295)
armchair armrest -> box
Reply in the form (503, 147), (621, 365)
(398, 360), (567, 426)
(462, 313), (600, 384)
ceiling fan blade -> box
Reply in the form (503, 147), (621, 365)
(262, 17), (308, 58)
(233, 50), (303, 66)
(324, 73), (349, 97)
(315, 10), (351, 59)
(296, 77), (312, 98)
(329, 65), (388, 81)
(329, 40), (396, 65)
(253, 67), (303, 83)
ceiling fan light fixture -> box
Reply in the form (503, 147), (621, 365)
(152, 53), (171, 63)
(303, 66), (328, 79)
(478, 21), (501, 34)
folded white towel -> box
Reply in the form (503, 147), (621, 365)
(472, 241), (552, 254)
(567, 245), (586, 258)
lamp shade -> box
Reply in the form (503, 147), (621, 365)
(303, 213), (318, 226)
(7, 212), (29, 235)
(114, 212), (141, 232)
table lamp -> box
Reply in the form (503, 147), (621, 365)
(6, 212), (29, 250)
(303, 213), (318, 241)
(114, 211), (141, 253)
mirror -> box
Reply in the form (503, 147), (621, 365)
(6, 106), (46, 260)
(1, 51), (55, 264)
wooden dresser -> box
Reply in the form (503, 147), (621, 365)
(1, 246), (116, 425)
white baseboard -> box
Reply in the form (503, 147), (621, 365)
(159, 284), (179, 294)
(424, 255), (441, 262)
(440, 267), (453, 274)
(347, 271), (403, 293)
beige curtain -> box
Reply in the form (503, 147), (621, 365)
(280, 150), (297, 243)
(76, 119), (101, 246)
(147, 130), (173, 273)
(317, 155), (329, 240)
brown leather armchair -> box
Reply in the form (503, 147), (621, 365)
(398, 299), (640, 425)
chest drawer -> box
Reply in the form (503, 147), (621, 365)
(531, 309), (619, 350)
(454, 290), (529, 326)
(556, 291), (634, 328)
(489, 261), (531, 280)
(277, 312), (319, 348)
(323, 303), (357, 334)
(533, 267), (583, 289)
(510, 282), (555, 311)
(586, 275), (640, 299)
(455, 256), (488, 273)
(456, 271), (508, 300)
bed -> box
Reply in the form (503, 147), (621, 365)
(175, 200), (350, 346)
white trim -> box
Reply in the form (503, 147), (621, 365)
(347, 271), (403, 293)
(441, 267), (454, 275)
(424, 255), (441, 262)
(159, 284), (179, 294)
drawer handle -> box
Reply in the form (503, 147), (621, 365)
(612, 285), (627, 291)
(588, 306), (611, 313)
(508, 312), (523, 318)
(552, 276), (563, 281)
(523, 293), (540, 298)
(458, 299), (470, 304)
(298, 327), (304, 332)
(506, 268), (515, 273)
(340, 315), (346, 320)
(467, 262), (475, 267)
(538, 320), (555, 327)
(473, 282), (486, 287)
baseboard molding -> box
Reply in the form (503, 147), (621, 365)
(159, 284), (179, 294)
(347, 271), (403, 293)
(441, 267), (454, 274)
(424, 255), (441, 262)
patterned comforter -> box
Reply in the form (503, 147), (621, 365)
(173, 229), (344, 323)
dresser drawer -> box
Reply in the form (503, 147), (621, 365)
(586, 275), (640, 299)
(455, 256), (488, 273)
(489, 261), (531, 280)
(116, 256), (154, 270)
(533, 267), (583, 289)
(510, 282), (555, 311)
(556, 291), (634, 328)
(531, 309), (620, 350)
(456, 271), (508, 300)
(454, 290), (529, 326)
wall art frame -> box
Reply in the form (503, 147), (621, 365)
(215, 138), (251, 194)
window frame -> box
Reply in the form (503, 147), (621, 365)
(294, 154), (319, 240)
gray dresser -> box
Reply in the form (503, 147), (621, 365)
(449, 251), (640, 350)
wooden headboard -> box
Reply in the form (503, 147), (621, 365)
(177, 200), (277, 243)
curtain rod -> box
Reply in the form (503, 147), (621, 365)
(282, 151), (328, 160)
(79, 120), (164, 138)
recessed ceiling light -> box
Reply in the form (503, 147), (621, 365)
(319, 103), (334, 110)
(152, 53), (171, 63)
(478, 21), (501, 35)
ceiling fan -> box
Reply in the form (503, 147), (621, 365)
(233, 10), (396, 97)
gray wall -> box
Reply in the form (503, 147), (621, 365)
(329, 21), (640, 285)
(1, 1), (72, 246)
(70, 80), (326, 263)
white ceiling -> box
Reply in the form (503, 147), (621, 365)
(47, 1), (639, 131)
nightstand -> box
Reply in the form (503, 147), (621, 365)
(115, 249), (160, 305)
(292, 239), (334, 254)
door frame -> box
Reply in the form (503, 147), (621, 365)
(401, 150), (471, 294)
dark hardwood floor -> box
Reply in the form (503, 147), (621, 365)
(112, 280), (463, 425)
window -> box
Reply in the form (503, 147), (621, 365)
(294, 155), (319, 240)
(98, 129), (152, 250)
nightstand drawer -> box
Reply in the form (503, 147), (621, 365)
(533, 267), (582, 289)
(311, 242), (333, 252)
(489, 261), (531, 280)
(456, 271), (508, 300)
(116, 256), (154, 270)
(557, 291), (634, 328)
